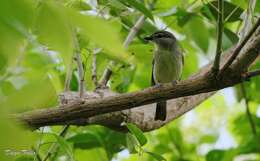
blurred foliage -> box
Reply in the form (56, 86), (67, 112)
(0, 0), (260, 161)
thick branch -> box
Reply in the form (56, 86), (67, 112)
(16, 74), (240, 128)
(15, 22), (260, 130)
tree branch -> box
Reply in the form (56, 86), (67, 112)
(212, 0), (224, 74)
(14, 28), (260, 129)
(220, 17), (260, 74)
(244, 69), (260, 79)
(14, 74), (241, 129)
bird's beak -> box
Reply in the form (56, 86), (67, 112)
(144, 35), (153, 42)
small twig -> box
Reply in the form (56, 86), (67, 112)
(240, 83), (257, 136)
(243, 69), (260, 79)
(123, 15), (146, 48)
(73, 30), (85, 97)
(42, 126), (69, 161)
(64, 59), (73, 91)
(220, 18), (260, 74)
(92, 49), (99, 87)
(212, 0), (224, 75)
(98, 62), (114, 88)
(75, 52), (85, 97)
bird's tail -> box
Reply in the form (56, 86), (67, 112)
(155, 101), (167, 121)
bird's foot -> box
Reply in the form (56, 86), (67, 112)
(171, 80), (179, 86)
(154, 83), (163, 88)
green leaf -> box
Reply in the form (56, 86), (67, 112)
(126, 133), (138, 153)
(15, 155), (34, 161)
(222, 28), (239, 50)
(126, 123), (147, 146)
(206, 149), (236, 161)
(67, 0), (92, 11)
(70, 11), (130, 64)
(181, 41), (198, 78)
(199, 134), (217, 143)
(118, 0), (154, 21)
(231, 0), (247, 9)
(72, 126), (127, 159)
(185, 16), (209, 52)
(255, 0), (260, 13)
(231, 114), (260, 143)
(35, 1), (74, 67)
(0, 73), (57, 112)
(238, 135), (260, 154)
(206, 150), (225, 161)
(0, 0), (35, 29)
(23, 50), (54, 70)
(201, 1), (244, 22)
(0, 0), (35, 67)
(223, 28), (239, 44)
(175, 8), (195, 27)
(145, 151), (166, 161)
(67, 133), (102, 149)
(74, 148), (109, 161)
(111, 64), (136, 93)
(0, 81), (16, 96)
(0, 54), (7, 74)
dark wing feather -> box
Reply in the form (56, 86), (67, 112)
(151, 59), (155, 86)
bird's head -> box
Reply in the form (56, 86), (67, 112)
(144, 30), (177, 49)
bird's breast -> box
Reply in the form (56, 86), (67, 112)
(153, 50), (183, 84)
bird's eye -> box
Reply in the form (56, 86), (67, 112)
(156, 34), (163, 38)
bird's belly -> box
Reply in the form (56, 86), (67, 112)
(153, 53), (182, 84)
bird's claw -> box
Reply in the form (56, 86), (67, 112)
(154, 83), (163, 88)
(171, 80), (178, 86)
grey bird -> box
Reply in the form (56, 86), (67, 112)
(144, 31), (184, 121)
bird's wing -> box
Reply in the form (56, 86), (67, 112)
(151, 58), (155, 86)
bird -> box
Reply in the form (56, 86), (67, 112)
(144, 30), (184, 121)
